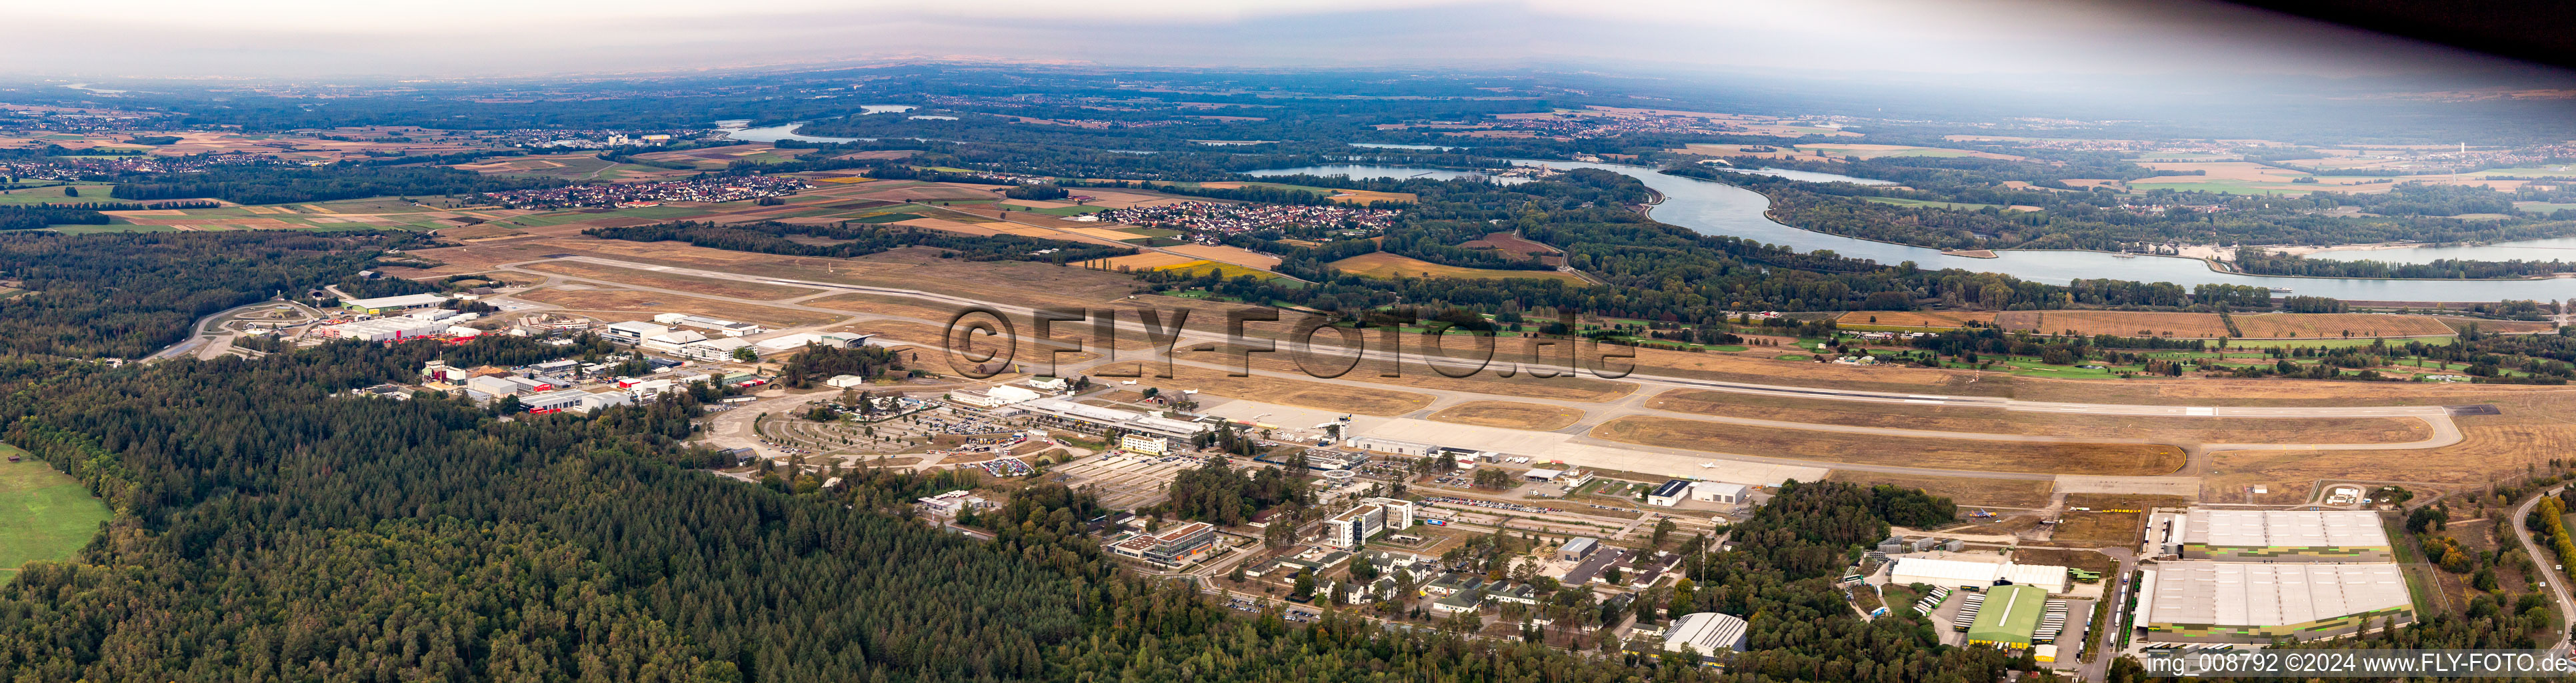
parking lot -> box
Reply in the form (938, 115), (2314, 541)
(1053, 452), (1207, 510)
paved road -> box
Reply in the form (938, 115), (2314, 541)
(141, 299), (311, 363)
(2511, 487), (2576, 654)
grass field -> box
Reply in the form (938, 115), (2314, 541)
(1833, 310), (1995, 329)
(0, 444), (111, 578)
(1995, 310), (2232, 337)
(1329, 252), (1585, 282)
(1590, 416), (2187, 476)
(513, 287), (842, 327)
(1825, 470), (2055, 508)
(1425, 401), (1587, 431)
(1647, 389), (2431, 444)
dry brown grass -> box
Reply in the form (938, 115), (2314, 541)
(2230, 313), (2453, 339)
(2049, 494), (2192, 546)
(1835, 311), (1997, 329)
(513, 287), (841, 327)
(1089, 361), (1435, 416)
(1993, 310), (2231, 337)
(1825, 471), (2056, 508)
(519, 260), (817, 300)
(1647, 390), (2432, 444)
(2010, 547), (2115, 576)
(1591, 416), (2187, 476)
(2003, 374), (2558, 407)
(1427, 402), (1587, 431)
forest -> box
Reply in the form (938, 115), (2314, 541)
(109, 163), (559, 205)
(2229, 247), (2573, 279)
(584, 220), (1134, 264)
(0, 230), (423, 358)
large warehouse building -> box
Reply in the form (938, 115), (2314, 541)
(2137, 561), (2415, 644)
(2163, 510), (2391, 563)
(1662, 612), (1750, 660)
(1965, 584), (2050, 650)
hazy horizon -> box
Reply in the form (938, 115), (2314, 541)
(9, 0), (2567, 87)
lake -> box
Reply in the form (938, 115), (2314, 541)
(711, 105), (921, 143)
(1244, 160), (2576, 301)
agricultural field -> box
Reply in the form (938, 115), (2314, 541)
(2229, 313), (2453, 339)
(1993, 310), (2231, 337)
(1589, 416), (2187, 476)
(1833, 310), (1995, 329)
(0, 444), (113, 576)
(2429, 316), (2554, 333)
(630, 143), (816, 169)
(1646, 389), (2431, 445)
(1426, 401), (1587, 431)
(0, 183), (115, 205)
(1329, 252), (1585, 282)
(1825, 470), (2056, 509)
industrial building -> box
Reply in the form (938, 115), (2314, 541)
(1107, 521), (1219, 568)
(1662, 612), (1750, 659)
(1692, 482), (1750, 504)
(679, 337), (753, 362)
(601, 321), (670, 345)
(2159, 510), (2392, 563)
(1887, 556), (2072, 594)
(2137, 561), (2415, 644)
(1559, 537), (1600, 562)
(641, 330), (709, 354)
(651, 313), (765, 337)
(316, 315), (451, 342)
(1963, 584), (2050, 649)
(1647, 479), (1695, 507)
(340, 293), (448, 315)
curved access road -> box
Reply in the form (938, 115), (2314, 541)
(2512, 487), (2576, 655)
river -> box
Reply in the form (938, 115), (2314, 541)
(1252, 160), (2575, 301)
(1247, 165), (1524, 184)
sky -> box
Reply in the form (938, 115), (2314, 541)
(5, 0), (2561, 83)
